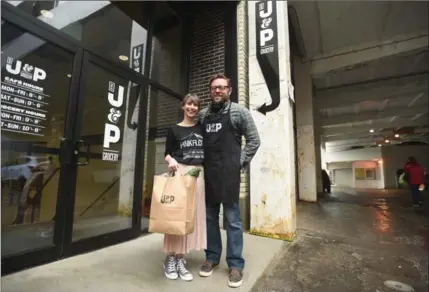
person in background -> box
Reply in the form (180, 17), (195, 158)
(424, 169), (428, 190)
(403, 156), (424, 207)
(198, 73), (260, 288)
(162, 93), (206, 281)
(322, 169), (331, 194)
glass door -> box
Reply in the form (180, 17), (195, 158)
(1, 20), (77, 259)
(1, 10), (147, 273)
(66, 51), (146, 252)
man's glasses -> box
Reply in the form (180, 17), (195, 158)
(210, 85), (229, 91)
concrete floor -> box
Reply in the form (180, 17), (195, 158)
(251, 188), (429, 292)
(1, 230), (283, 292)
(2, 188), (428, 292)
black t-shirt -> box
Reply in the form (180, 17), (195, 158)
(164, 124), (204, 165)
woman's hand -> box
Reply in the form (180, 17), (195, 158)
(168, 158), (180, 172)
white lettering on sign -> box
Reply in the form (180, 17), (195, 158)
(5, 58), (47, 82)
(102, 81), (124, 162)
(1, 56), (50, 137)
(132, 45), (143, 73)
(258, 1), (275, 54)
(206, 123), (222, 133)
(103, 124), (121, 148)
(108, 85), (124, 108)
(102, 151), (119, 162)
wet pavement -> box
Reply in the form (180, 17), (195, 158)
(251, 188), (429, 292)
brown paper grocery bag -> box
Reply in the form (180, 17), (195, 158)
(148, 172), (197, 236)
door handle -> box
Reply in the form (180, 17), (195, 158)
(59, 137), (74, 165)
(76, 140), (91, 166)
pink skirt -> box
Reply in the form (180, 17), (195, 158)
(163, 164), (207, 254)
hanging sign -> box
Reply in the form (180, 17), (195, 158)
(1, 57), (50, 136)
(255, 0), (281, 115)
(131, 44), (144, 74)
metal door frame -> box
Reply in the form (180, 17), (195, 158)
(1, 1), (182, 275)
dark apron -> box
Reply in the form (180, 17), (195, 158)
(202, 102), (241, 204)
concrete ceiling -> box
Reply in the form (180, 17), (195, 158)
(290, 1), (429, 152)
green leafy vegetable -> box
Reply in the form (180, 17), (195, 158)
(185, 168), (202, 178)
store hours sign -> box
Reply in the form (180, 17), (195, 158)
(1, 57), (50, 136)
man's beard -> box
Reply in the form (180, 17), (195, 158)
(211, 94), (228, 105)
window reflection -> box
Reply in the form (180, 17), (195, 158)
(1, 21), (73, 256)
(10, 1), (147, 70)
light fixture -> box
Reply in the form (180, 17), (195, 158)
(370, 129), (374, 133)
(378, 144), (382, 147)
(66, 74), (72, 78)
(395, 134), (399, 138)
(119, 55), (129, 61)
(385, 139), (390, 143)
(40, 10), (54, 19)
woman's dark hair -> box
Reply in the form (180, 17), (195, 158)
(408, 156), (417, 164)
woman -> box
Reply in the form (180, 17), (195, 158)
(163, 93), (206, 281)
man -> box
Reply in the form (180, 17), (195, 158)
(321, 169), (331, 194)
(404, 156), (424, 207)
(198, 74), (260, 288)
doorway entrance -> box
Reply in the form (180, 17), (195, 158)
(1, 4), (153, 274)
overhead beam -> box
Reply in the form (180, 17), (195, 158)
(311, 34), (429, 76)
(326, 138), (428, 152)
(327, 140), (379, 147)
(321, 105), (428, 127)
(327, 133), (427, 146)
(324, 128), (429, 142)
(315, 74), (428, 109)
(326, 144), (380, 151)
(322, 117), (428, 136)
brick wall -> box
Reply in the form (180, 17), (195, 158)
(188, 7), (225, 104)
(143, 4), (254, 230)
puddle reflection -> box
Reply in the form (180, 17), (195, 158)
(372, 202), (393, 234)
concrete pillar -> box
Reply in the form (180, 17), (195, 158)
(236, 1), (251, 230)
(118, 22), (147, 216)
(314, 113), (323, 194)
(294, 57), (318, 202)
(321, 138), (327, 170)
(248, 1), (296, 241)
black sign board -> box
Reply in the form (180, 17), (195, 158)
(126, 44), (144, 130)
(131, 44), (144, 74)
(255, 0), (280, 115)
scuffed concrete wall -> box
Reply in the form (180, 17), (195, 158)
(294, 56), (318, 202)
(119, 22), (147, 217)
(297, 124), (318, 199)
(237, 1), (251, 230)
(248, 1), (297, 240)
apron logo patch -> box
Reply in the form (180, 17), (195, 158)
(206, 123), (222, 133)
